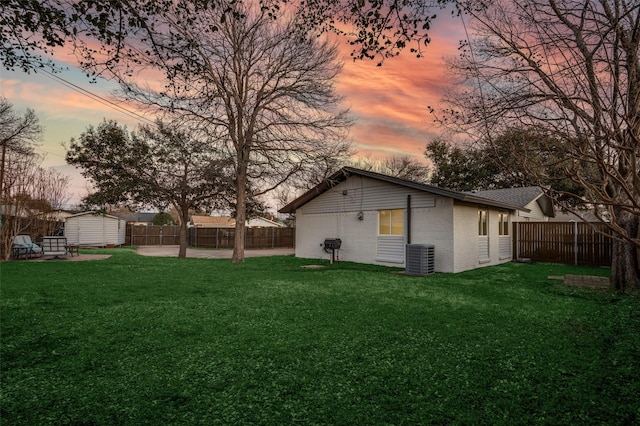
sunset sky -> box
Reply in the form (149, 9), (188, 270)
(0, 10), (466, 207)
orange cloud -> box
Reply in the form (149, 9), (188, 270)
(2, 9), (466, 205)
(333, 9), (464, 161)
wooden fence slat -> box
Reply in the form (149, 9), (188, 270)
(513, 222), (611, 267)
(125, 225), (295, 249)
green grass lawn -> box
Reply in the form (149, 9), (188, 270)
(1, 248), (638, 425)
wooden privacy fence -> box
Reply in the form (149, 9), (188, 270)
(126, 225), (295, 249)
(128, 225), (181, 246)
(513, 222), (612, 266)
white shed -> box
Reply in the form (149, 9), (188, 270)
(64, 212), (126, 247)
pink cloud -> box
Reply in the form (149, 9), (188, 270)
(333, 9), (465, 161)
(2, 9), (466, 206)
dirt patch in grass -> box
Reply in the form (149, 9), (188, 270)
(300, 264), (326, 269)
(22, 254), (112, 262)
(549, 274), (609, 289)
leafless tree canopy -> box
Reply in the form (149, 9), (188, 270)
(0, 98), (70, 260)
(2, 0), (448, 72)
(348, 155), (431, 184)
(81, 1), (351, 262)
(442, 0), (640, 289)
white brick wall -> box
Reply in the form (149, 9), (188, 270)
(295, 196), (460, 271)
(453, 205), (481, 273)
(295, 210), (384, 265)
(451, 204), (514, 273)
(408, 199), (455, 273)
(293, 175), (516, 273)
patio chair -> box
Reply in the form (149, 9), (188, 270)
(41, 236), (69, 259)
(12, 235), (43, 259)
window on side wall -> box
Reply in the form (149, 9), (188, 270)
(379, 209), (404, 235)
(499, 213), (509, 236)
(478, 210), (488, 236)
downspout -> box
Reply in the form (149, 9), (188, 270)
(406, 195), (412, 244)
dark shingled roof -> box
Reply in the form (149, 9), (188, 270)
(117, 212), (157, 223)
(472, 187), (544, 208)
(473, 187), (555, 217)
(279, 167), (529, 214)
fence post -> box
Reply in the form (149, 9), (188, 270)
(570, 220), (578, 265)
(515, 223), (520, 261)
(272, 227), (275, 248)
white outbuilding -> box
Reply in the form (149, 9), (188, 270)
(64, 212), (126, 247)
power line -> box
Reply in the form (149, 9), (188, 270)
(35, 146), (65, 158)
(40, 69), (157, 126)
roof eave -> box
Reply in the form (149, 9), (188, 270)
(278, 167), (529, 213)
(459, 194), (530, 212)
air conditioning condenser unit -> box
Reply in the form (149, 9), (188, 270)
(405, 244), (435, 276)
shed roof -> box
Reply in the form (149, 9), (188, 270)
(278, 167), (529, 213)
(66, 211), (123, 220)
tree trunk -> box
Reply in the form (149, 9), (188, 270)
(610, 211), (640, 292)
(178, 205), (189, 259)
(232, 162), (248, 264)
(1, 221), (13, 262)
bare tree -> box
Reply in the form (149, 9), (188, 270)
(2, 0), (446, 73)
(440, 0), (640, 290)
(0, 98), (70, 260)
(1, 149), (70, 260)
(97, 2), (352, 263)
(347, 155), (431, 183)
(0, 97), (41, 200)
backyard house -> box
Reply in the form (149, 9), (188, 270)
(190, 215), (284, 228)
(117, 212), (157, 226)
(190, 216), (236, 228)
(473, 187), (555, 222)
(64, 212), (126, 247)
(279, 167), (547, 273)
(247, 217), (285, 228)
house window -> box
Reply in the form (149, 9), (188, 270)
(499, 213), (509, 236)
(478, 210), (488, 236)
(379, 209), (404, 235)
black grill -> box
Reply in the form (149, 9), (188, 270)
(323, 238), (342, 250)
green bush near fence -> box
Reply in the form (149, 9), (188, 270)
(2, 249), (638, 425)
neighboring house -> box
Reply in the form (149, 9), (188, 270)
(247, 217), (285, 228)
(552, 209), (603, 222)
(190, 215), (235, 228)
(472, 187), (555, 222)
(279, 167), (544, 273)
(117, 212), (157, 226)
(37, 209), (78, 222)
(190, 215), (284, 228)
(64, 212), (126, 247)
